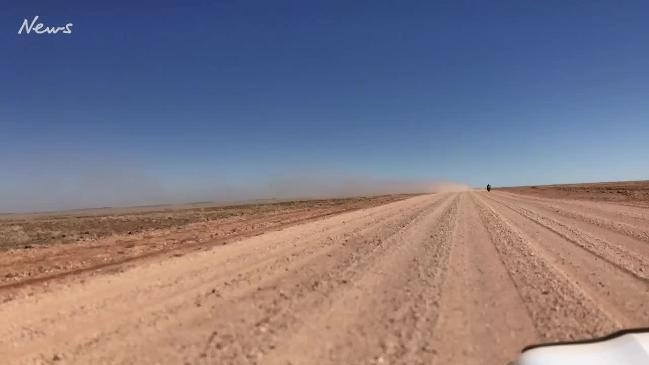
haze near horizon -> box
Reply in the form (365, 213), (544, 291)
(2, 1), (648, 212)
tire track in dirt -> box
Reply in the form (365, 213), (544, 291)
(473, 193), (619, 341)
(1, 195), (439, 362)
(428, 193), (538, 364)
(492, 192), (649, 279)
(499, 191), (649, 223)
(481, 192), (649, 328)
(260, 194), (460, 365)
(483, 193), (649, 281)
(0, 194), (453, 364)
(183, 194), (459, 365)
(495, 192), (649, 244)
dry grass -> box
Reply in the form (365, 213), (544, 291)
(499, 180), (649, 206)
(0, 195), (413, 249)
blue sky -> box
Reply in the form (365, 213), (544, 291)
(2, 1), (648, 211)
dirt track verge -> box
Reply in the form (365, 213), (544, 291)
(0, 195), (410, 292)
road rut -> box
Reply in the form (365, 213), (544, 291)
(1, 191), (648, 364)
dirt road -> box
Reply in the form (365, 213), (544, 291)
(2, 191), (649, 364)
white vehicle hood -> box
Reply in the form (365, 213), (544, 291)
(516, 332), (649, 365)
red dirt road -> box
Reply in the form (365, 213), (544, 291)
(2, 191), (649, 364)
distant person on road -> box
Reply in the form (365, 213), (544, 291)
(487, 184), (491, 192)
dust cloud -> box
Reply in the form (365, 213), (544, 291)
(260, 174), (468, 199)
(0, 169), (467, 213)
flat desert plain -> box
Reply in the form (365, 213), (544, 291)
(1, 182), (649, 364)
